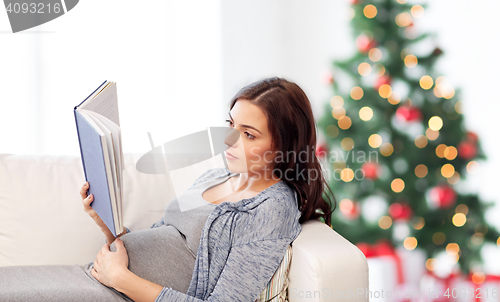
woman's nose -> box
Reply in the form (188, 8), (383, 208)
(224, 128), (240, 148)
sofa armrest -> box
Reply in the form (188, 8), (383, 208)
(288, 220), (369, 302)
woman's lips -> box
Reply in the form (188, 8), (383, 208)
(225, 151), (238, 160)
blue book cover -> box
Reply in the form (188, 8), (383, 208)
(74, 81), (118, 237)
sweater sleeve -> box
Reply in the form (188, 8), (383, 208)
(154, 238), (291, 302)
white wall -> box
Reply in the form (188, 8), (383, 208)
(0, 0), (224, 156)
(220, 0), (353, 119)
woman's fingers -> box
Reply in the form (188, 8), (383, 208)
(101, 243), (110, 254)
(114, 238), (125, 251)
(80, 182), (89, 199)
(91, 267), (99, 280)
(82, 194), (93, 208)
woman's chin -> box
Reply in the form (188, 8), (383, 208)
(224, 161), (246, 174)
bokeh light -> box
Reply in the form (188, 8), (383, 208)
(412, 217), (425, 230)
(330, 95), (344, 108)
(426, 128), (439, 140)
(429, 116), (443, 131)
(452, 213), (466, 227)
(380, 142), (394, 156)
(358, 62), (372, 76)
(387, 91), (401, 105)
(378, 84), (392, 98)
(341, 137), (355, 150)
(444, 146), (458, 160)
(364, 5), (377, 18)
(425, 258), (436, 271)
(359, 107), (374, 121)
(404, 54), (418, 68)
(455, 204), (469, 215)
(332, 107), (346, 119)
(415, 135), (428, 148)
(441, 163), (455, 178)
(467, 161), (479, 174)
(472, 272), (485, 284)
(350, 86), (364, 100)
(411, 5), (424, 18)
(341, 168), (355, 182)
(369, 48), (383, 62)
(338, 116), (352, 129)
(420, 75), (434, 90)
(375, 64), (386, 76)
(395, 12), (412, 27)
(432, 232), (446, 245)
(404, 237), (418, 250)
(369, 134), (383, 148)
(379, 216), (393, 229)
(391, 178), (405, 192)
(415, 164), (428, 178)
(435, 144), (447, 158)
(326, 125), (339, 138)
(446, 243), (460, 255)
(447, 171), (460, 185)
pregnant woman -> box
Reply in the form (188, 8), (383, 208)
(0, 77), (335, 302)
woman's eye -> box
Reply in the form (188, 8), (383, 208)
(225, 120), (254, 139)
(245, 132), (255, 139)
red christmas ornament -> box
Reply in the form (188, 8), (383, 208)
(395, 106), (422, 122)
(389, 202), (413, 221)
(457, 141), (477, 160)
(315, 143), (329, 159)
(466, 131), (478, 143)
(362, 162), (379, 180)
(356, 35), (377, 53)
(350, 0), (361, 5)
(374, 74), (392, 90)
(430, 185), (457, 209)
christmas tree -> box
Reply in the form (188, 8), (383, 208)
(317, 0), (499, 275)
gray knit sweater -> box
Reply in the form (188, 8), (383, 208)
(154, 168), (302, 301)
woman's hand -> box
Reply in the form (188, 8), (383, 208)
(91, 237), (130, 289)
(80, 182), (125, 243)
(80, 182), (111, 231)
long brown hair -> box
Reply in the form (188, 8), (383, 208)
(229, 77), (336, 226)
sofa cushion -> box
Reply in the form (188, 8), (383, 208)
(0, 153), (172, 266)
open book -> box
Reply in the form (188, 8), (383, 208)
(74, 81), (124, 237)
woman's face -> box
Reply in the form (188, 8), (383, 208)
(224, 99), (277, 180)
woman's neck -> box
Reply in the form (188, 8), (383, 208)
(229, 171), (281, 194)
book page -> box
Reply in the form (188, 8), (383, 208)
(79, 81), (110, 108)
(86, 110), (124, 230)
(80, 82), (120, 126)
(82, 110), (121, 234)
(87, 111), (123, 189)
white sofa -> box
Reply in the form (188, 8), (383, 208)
(0, 153), (369, 302)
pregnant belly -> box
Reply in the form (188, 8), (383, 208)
(109, 225), (197, 293)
